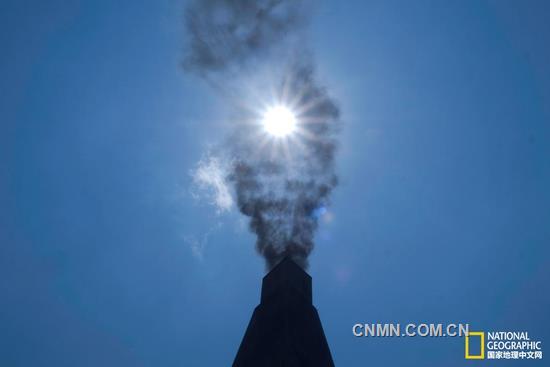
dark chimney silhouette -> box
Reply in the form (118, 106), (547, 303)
(233, 257), (335, 366)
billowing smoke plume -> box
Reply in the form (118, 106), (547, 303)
(185, 0), (340, 269)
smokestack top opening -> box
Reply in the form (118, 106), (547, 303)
(261, 257), (312, 305)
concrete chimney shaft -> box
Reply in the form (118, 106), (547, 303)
(233, 257), (335, 367)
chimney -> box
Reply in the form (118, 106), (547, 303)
(233, 258), (335, 366)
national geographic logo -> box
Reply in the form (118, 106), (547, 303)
(465, 331), (543, 361)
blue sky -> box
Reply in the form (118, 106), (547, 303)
(1, 0), (549, 366)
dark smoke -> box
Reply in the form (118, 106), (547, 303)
(184, 0), (307, 76)
(185, 0), (340, 269)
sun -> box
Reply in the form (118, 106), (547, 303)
(261, 106), (297, 137)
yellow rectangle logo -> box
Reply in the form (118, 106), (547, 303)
(465, 331), (485, 359)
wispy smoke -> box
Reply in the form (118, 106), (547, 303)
(185, 0), (340, 270)
(191, 154), (233, 213)
(183, 222), (223, 260)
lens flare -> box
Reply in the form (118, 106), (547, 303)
(262, 106), (297, 137)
